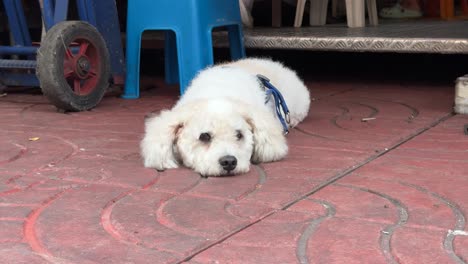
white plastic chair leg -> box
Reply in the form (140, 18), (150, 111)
(310, 0), (329, 26)
(294, 0), (306, 27)
(345, 0), (365, 27)
(366, 0), (378, 26)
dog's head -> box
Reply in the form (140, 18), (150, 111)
(141, 98), (287, 176)
(175, 100), (254, 176)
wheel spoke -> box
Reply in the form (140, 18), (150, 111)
(64, 70), (74, 78)
(65, 48), (74, 60)
(87, 70), (97, 79)
(78, 42), (90, 56)
(73, 79), (81, 94)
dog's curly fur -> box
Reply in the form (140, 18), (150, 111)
(141, 58), (310, 176)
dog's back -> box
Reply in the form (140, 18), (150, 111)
(175, 64), (266, 109)
(227, 58), (311, 127)
(178, 58), (310, 127)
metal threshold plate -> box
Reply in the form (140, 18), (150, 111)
(235, 20), (468, 54)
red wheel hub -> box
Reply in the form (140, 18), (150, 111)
(63, 39), (100, 95)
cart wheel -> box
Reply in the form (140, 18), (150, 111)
(36, 21), (110, 111)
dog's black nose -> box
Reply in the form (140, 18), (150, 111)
(219, 155), (237, 172)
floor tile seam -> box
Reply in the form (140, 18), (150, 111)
(183, 216), (462, 250)
(280, 112), (456, 210)
(289, 145), (372, 153)
(177, 113), (456, 263)
(0, 127), (141, 136)
(329, 215), (461, 232)
(399, 138), (468, 143)
(383, 154), (468, 162)
(352, 169), (468, 179)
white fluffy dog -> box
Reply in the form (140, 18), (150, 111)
(141, 58), (310, 176)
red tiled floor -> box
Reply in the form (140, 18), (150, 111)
(1, 79), (467, 263)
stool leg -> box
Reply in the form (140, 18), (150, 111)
(440, 0), (454, 19)
(310, 0), (329, 26)
(165, 31), (179, 84)
(227, 24), (246, 60)
(366, 0), (378, 26)
(462, 0), (468, 15)
(294, 0), (306, 27)
(345, 0), (365, 28)
(175, 29), (214, 94)
(122, 28), (142, 99)
(272, 0), (282, 27)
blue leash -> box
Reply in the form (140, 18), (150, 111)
(257, 74), (290, 134)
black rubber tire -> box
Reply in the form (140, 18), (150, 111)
(36, 21), (110, 111)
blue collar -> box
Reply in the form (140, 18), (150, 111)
(257, 74), (290, 134)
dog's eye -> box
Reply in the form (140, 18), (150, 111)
(199, 132), (212, 143)
(236, 130), (243, 140)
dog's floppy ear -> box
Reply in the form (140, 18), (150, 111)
(241, 105), (288, 163)
(140, 109), (186, 170)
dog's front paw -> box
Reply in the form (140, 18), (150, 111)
(141, 143), (180, 170)
(151, 159), (179, 171)
(144, 158), (179, 171)
(251, 144), (288, 163)
(251, 132), (288, 163)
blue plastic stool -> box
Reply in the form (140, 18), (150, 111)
(123, 0), (246, 98)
